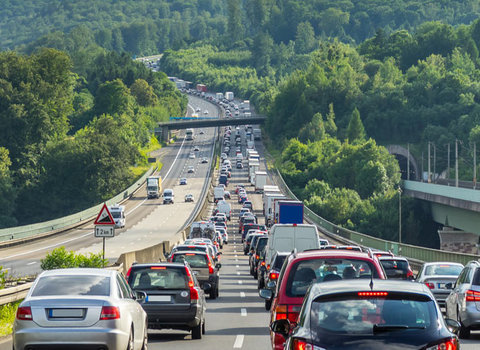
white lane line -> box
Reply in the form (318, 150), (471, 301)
(236, 265), (240, 268)
(238, 280), (242, 284)
(235, 259), (238, 262)
(235, 255), (238, 258)
(241, 308), (247, 316)
(240, 292), (245, 298)
(27, 261), (37, 265)
(237, 271), (241, 275)
(233, 335), (244, 348)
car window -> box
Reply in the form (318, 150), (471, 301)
(379, 259), (409, 279)
(286, 259), (379, 297)
(273, 255), (287, 270)
(130, 267), (187, 290)
(472, 268), (480, 286)
(425, 264), (463, 276)
(256, 237), (268, 252)
(116, 274), (132, 298)
(31, 275), (110, 296)
(172, 253), (208, 268)
(309, 295), (436, 336)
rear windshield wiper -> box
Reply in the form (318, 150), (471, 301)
(373, 324), (426, 333)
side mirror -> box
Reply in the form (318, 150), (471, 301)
(267, 281), (277, 289)
(134, 291), (147, 302)
(202, 282), (212, 292)
(445, 282), (453, 289)
(270, 319), (291, 340)
(259, 288), (273, 300)
(217, 252), (223, 256)
(215, 263), (222, 269)
(445, 318), (460, 335)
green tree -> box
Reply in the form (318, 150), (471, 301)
(298, 112), (325, 143)
(130, 79), (158, 107)
(346, 108), (366, 143)
(325, 103), (337, 137)
(0, 148), (17, 228)
(295, 21), (316, 54)
(227, 0), (243, 42)
(94, 79), (134, 116)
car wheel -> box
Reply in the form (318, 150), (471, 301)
(126, 328), (134, 350)
(258, 277), (264, 289)
(192, 321), (202, 339)
(202, 319), (206, 335)
(253, 269), (258, 279)
(209, 288), (217, 299)
(265, 299), (272, 311)
(458, 310), (471, 339)
(141, 324), (148, 350)
(215, 285), (219, 298)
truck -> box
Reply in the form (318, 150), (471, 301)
(248, 161), (260, 185)
(189, 221), (216, 240)
(146, 176), (162, 199)
(274, 200), (304, 225)
(264, 193), (286, 225)
(253, 128), (262, 140)
(240, 100), (250, 110)
(214, 186), (225, 203)
(225, 91), (234, 100)
(254, 171), (268, 193)
(109, 204), (126, 228)
(216, 92), (224, 100)
(247, 140), (255, 150)
(185, 128), (194, 140)
(196, 84), (207, 92)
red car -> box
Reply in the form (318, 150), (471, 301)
(260, 249), (386, 350)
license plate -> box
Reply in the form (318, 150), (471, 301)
(49, 308), (84, 318)
(438, 283), (446, 289)
(147, 295), (171, 302)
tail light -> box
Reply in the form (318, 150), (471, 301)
(16, 306), (33, 320)
(207, 256), (214, 274)
(100, 306), (120, 320)
(274, 304), (301, 323)
(269, 271), (279, 280)
(466, 290), (480, 302)
(256, 255), (260, 260)
(261, 261), (266, 266)
(292, 339), (313, 350)
(185, 267), (199, 301)
(427, 338), (458, 350)
(406, 270), (414, 279)
(425, 282), (435, 289)
(125, 267), (132, 279)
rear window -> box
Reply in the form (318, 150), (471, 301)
(32, 275), (110, 297)
(172, 253), (208, 268)
(310, 294), (436, 337)
(256, 237), (268, 252)
(273, 255), (287, 270)
(129, 267), (187, 290)
(174, 246), (206, 253)
(473, 269), (480, 286)
(379, 259), (409, 279)
(425, 264), (463, 276)
(286, 258), (380, 297)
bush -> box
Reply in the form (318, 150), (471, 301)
(40, 247), (107, 270)
(0, 265), (6, 289)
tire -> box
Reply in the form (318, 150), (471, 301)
(126, 328), (134, 350)
(215, 285), (219, 298)
(209, 287), (217, 299)
(258, 276), (264, 289)
(202, 319), (206, 335)
(459, 312), (471, 339)
(192, 321), (202, 339)
(265, 299), (272, 311)
(253, 269), (258, 279)
(141, 324), (148, 350)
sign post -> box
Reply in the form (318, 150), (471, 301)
(94, 203), (116, 265)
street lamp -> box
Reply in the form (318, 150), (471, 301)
(398, 187), (402, 244)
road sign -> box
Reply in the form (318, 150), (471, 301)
(95, 225), (115, 237)
(94, 203), (115, 225)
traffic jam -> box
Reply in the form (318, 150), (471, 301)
(10, 94), (480, 350)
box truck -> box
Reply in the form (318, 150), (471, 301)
(255, 171), (268, 193)
(109, 205), (126, 228)
(274, 200), (304, 224)
(146, 176), (162, 199)
(225, 91), (234, 100)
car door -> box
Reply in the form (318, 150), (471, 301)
(448, 267), (467, 319)
(117, 274), (145, 346)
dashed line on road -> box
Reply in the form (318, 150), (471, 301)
(237, 271), (241, 275)
(240, 292), (245, 298)
(233, 335), (244, 348)
(27, 261), (36, 265)
(241, 308), (247, 316)
(238, 280), (243, 284)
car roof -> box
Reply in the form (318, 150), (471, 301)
(131, 262), (186, 269)
(422, 261), (464, 267)
(294, 249), (374, 260)
(378, 256), (409, 262)
(308, 279), (432, 298)
(172, 250), (208, 256)
(39, 268), (114, 277)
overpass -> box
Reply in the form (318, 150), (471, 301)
(154, 116), (266, 142)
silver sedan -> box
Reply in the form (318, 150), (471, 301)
(13, 268), (148, 350)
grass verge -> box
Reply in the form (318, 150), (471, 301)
(0, 301), (20, 337)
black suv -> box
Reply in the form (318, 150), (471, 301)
(127, 262), (207, 339)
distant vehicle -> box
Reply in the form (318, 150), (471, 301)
(193, 146), (200, 151)
(127, 263), (207, 339)
(180, 178), (187, 185)
(254, 171), (267, 193)
(185, 194), (194, 202)
(416, 262), (463, 307)
(186, 128), (194, 141)
(201, 157), (209, 163)
(199, 130), (205, 135)
(253, 128), (262, 140)
(214, 186), (225, 203)
(378, 256), (414, 280)
(189, 221), (216, 241)
(236, 162), (243, 169)
(196, 84), (207, 93)
(225, 91), (234, 100)
(195, 107), (201, 112)
(163, 188), (174, 204)
(109, 204), (126, 228)
(189, 152), (196, 159)
(13, 268), (148, 350)
(204, 110), (209, 114)
(187, 166), (195, 173)
(146, 176), (162, 199)
(274, 200), (304, 225)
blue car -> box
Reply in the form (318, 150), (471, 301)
(180, 178), (187, 185)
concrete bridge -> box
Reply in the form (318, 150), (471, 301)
(155, 116), (266, 142)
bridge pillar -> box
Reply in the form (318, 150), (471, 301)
(438, 227), (479, 254)
(161, 126), (169, 143)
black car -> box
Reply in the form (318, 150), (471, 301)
(249, 235), (269, 278)
(271, 279), (461, 350)
(127, 263), (207, 339)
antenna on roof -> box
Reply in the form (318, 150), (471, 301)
(369, 271), (374, 291)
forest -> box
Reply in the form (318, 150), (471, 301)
(0, 49), (186, 227)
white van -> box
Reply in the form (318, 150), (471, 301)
(163, 188), (174, 204)
(109, 205), (125, 228)
(216, 200), (232, 220)
(265, 224), (320, 267)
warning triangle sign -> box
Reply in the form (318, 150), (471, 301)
(94, 203), (115, 225)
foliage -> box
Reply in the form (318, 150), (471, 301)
(0, 301), (20, 337)
(0, 265), (6, 289)
(40, 247), (107, 270)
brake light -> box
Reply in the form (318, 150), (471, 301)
(125, 267), (132, 279)
(292, 339), (313, 350)
(428, 338), (458, 350)
(150, 266), (166, 270)
(16, 306), (32, 320)
(186, 253), (196, 256)
(100, 306), (120, 320)
(207, 256), (214, 274)
(261, 261), (266, 266)
(425, 282), (435, 289)
(256, 255), (260, 260)
(269, 272), (279, 280)
(293, 223), (297, 227)
(358, 292), (388, 297)
(185, 267), (199, 300)
(466, 290), (480, 302)
(274, 304), (300, 323)
(406, 270), (414, 278)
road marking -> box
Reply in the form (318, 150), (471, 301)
(237, 271), (241, 275)
(236, 265), (239, 268)
(235, 254), (238, 258)
(240, 292), (245, 298)
(241, 308), (247, 316)
(233, 335), (244, 348)
(238, 280), (242, 284)
(27, 261), (36, 265)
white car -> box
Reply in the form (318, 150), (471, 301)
(13, 268), (148, 350)
(204, 110), (209, 114)
(185, 194), (194, 202)
(189, 152), (196, 159)
(187, 166), (195, 173)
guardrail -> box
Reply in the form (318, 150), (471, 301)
(0, 167), (156, 245)
(270, 169), (480, 266)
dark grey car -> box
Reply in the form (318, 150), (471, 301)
(127, 262), (207, 339)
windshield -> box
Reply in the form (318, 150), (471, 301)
(129, 267), (187, 290)
(286, 259), (379, 297)
(32, 275), (110, 296)
(425, 264), (463, 276)
(111, 211), (122, 218)
(310, 296), (436, 337)
(172, 253), (208, 268)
